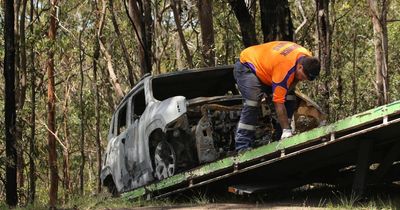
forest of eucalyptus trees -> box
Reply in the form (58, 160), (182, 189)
(1, 0), (400, 208)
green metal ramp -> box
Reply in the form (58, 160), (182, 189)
(124, 100), (400, 199)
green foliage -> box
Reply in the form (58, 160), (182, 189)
(387, 2), (400, 102)
(294, 0), (397, 121)
(1, 0), (400, 208)
(213, 2), (243, 64)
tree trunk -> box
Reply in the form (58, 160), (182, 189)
(175, 34), (184, 69)
(368, 0), (389, 106)
(259, 0), (294, 42)
(153, 1), (170, 74)
(228, 0), (258, 47)
(316, 0), (331, 118)
(143, 0), (153, 72)
(18, 0), (28, 109)
(99, 0), (125, 99)
(4, 0), (18, 206)
(78, 29), (86, 196)
(94, 0), (102, 194)
(94, 40), (102, 194)
(337, 74), (343, 117)
(197, 0), (215, 66)
(14, 0), (21, 103)
(109, 0), (137, 86)
(47, 0), (59, 208)
(28, 0), (36, 204)
(127, 0), (153, 75)
(16, 0), (28, 199)
(62, 82), (71, 203)
(352, 30), (358, 113)
(170, 0), (193, 68)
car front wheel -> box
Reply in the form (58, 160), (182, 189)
(153, 140), (176, 180)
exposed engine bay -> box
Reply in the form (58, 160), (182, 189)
(164, 93), (326, 174)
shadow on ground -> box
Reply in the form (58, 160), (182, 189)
(115, 183), (400, 210)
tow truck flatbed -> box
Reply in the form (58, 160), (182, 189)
(123, 100), (400, 200)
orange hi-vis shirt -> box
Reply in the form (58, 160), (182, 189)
(239, 41), (312, 104)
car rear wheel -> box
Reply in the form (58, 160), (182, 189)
(154, 140), (176, 180)
(104, 176), (119, 197)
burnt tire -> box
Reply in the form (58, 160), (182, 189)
(153, 140), (176, 180)
(105, 177), (119, 197)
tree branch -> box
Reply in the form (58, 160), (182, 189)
(295, 0), (307, 35)
(39, 120), (67, 151)
(387, 19), (400, 23)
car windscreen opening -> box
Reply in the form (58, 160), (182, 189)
(151, 66), (238, 101)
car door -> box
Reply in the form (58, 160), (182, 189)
(123, 87), (146, 189)
(107, 100), (135, 192)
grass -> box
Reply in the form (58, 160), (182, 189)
(61, 192), (176, 209)
(325, 196), (399, 209)
(0, 202), (47, 210)
(0, 192), (175, 210)
(331, 190), (361, 208)
(325, 192), (399, 209)
(289, 184), (400, 209)
(1, 184), (399, 209)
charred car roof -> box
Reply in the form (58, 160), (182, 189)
(118, 65), (238, 106)
(151, 65), (238, 101)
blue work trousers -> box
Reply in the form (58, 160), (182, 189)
(233, 61), (296, 151)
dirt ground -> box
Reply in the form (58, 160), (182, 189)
(113, 203), (324, 210)
(105, 183), (400, 210)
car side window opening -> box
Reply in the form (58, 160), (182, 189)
(117, 104), (127, 135)
(108, 115), (116, 138)
(131, 88), (146, 122)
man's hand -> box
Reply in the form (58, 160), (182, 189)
(281, 128), (293, 139)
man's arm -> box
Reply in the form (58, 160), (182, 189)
(274, 102), (290, 129)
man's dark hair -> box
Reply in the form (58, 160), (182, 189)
(301, 57), (320, 81)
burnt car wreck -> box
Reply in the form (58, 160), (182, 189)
(100, 66), (326, 195)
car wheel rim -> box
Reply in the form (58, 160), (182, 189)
(154, 141), (176, 180)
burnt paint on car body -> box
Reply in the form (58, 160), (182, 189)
(101, 65), (325, 195)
